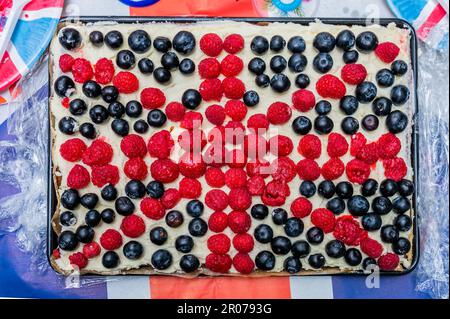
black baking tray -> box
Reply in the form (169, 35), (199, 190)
(47, 16), (420, 276)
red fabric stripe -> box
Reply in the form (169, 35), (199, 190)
(24, 0), (63, 11)
(417, 3), (447, 39)
(0, 51), (20, 92)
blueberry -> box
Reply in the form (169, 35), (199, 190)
(82, 81), (101, 98)
(243, 91), (259, 107)
(292, 116), (312, 135)
(123, 241), (143, 260)
(182, 89), (202, 109)
(80, 193), (98, 209)
(343, 50), (359, 63)
(284, 256), (302, 274)
(153, 67), (171, 84)
(306, 227), (324, 245)
(147, 109), (167, 127)
(89, 105), (108, 124)
(271, 236), (292, 255)
(186, 200), (204, 217)
(76, 225), (94, 243)
(58, 230), (78, 251)
(287, 36), (306, 53)
(153, 36), (172, 53)
(101, 184), (117, 201)
(270, 55), (287, 73)
(248, 57), (266, 75)
(116, 50), (136, 69)
(172, 31), (196, 55)
(362, 179), (378, 196)
(291, 240), (311, 258)
(105, 30), (123, 49)
(372, 196), (393, 215)
(344, 248), (362, 266)
(128, 30), (151, 53)
(314, 115), (334, 134)
(147, 181), (165, 199)
(272, 208), (288, 225)
(341, 116), (359, 135)
(270, 73), (291, 93)
(315, 100), (331, 115)
(394, 214), (412, 231)
(138, 58), (154, 74)
(336, 181), (353, 199)
(392, 196), (411, 214)
(313, 32), (336, 52)
(336, 30), (355, 51)
(386, 110), (408, 133)
(308, 254), (326, 269)
(251, 36), (269, 54)
(362, 114), (379, 131)
(151, 249), (172, 270)
(254, 224), (273, 244)
(180, 254), (200, 273)
(85, 210), (101, 227)
(251, 204), (269, 220)
(255, 251), (276, 270)
(288, 54), (307, 73)
(101, 86), (119, 103)
(299, 181), (316, 198)
(284, 218), (304, 237)
(391, 85), (410, 105)
(54, 76), (75, 98)
(356, 31), (378, 52)
(101, 208), (115, 224)
(115, 197), (135, 216)
(60, 211), (76, 227)
(356, 81), (377, 103)
(255, 74), (270, 89)
(339, 95), (359, 115)
(61, 189), (80, 209)
(179, 58), (195, 74)
(175, 235), (194, 253)
(125, 100), (143, 118)
(393, 237), (411, 255)
(363, 257), (377, 270)
(89, 31), (103, 46)
(111, 119), (129, 136)
(108, 101), (125, 119)
(372, 97), (392, 116)
(391, 60), (408, 76)
(376, 69), (395, 87)
(326, 197), (346, 215)
(188, 218), (208, 237)
(326, 240), (346, 258)
(125, 180), (146, 199)
(161, 52), (180, 70)
(318, 180), (335, 199)
(295, 73), (310, 89)
(380, 179), (398, 197)
(134, 120), (149, 134)
(58, 117), (77, 135)
(150, 226), (168, 245)
(361, 213), (382, 231)
(102, 251), (120, 268)
(398, 179), (414, 196)
(313, 53), (333, 73)
(381, 225), (399, 243)
(59, 28), (81, 50)
(347, 195), (370, 216)
(166, 210), (184, 228)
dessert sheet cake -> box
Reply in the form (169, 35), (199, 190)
(49, 19), (416, 276)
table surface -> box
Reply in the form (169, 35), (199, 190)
(0, 0), (431, 299)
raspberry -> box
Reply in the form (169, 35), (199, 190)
(246, 159), (271, 178)
(271, 157), (297, 182)
(124, 157), (147, 180)
(205, 167), (225, 188)
(223, 34), (244, 54)
(383, 157), (407, 181)
(178, 129), (207, 153)
(52, 248), (61, 259)
(120, 134), (147, 158)
(91, 164), (120, 187)
(208, 211), (228, 233)
(205, 189), (229, 211)
(244, 134), (268, 159)
(179, 153), (206, 179)
(346, 159), (371, 184)
(227, 149), (247, 168)
(59, 54), (75, 73)
(377, 133), (401, 159)
(113, 71), (139, 94)
(140, 87), (166, 109)
(316, 74), (346, 99)
(297, 159), (321, 181)
(207, 125), (226, 145)
(205, 104), (226, 125)
(67, 164), (90, 189)
(327, 132), (349, 157)
(378, 253), (400, 271)
(165, 102), (185, 122)
(140, 198), (165, 220)
(82, 242), (101, 259)
(290, 197), (313, 218)
(267, 102), (292, 125)
(198, 58), (221, 78)
(269, 135), (293, 156)
(60, 138), (87, 162)
(311, 208), (336, 233)
(333, 215), (367, 246)
(148, 130), (174, 159)
(207, 233), (231, 254)
(350, 132), (367, 156)
(61, 97), (70, 108)
(341, 64), (367, 85)
(120, 214), (146, 238)
(225, 120), (246, 144)
(221, 55), (243, 77)
(233, 253), (254, 274)
(222, 77), (245, 99)
(228, 211), (251, 234)
(225, 100), (247, 121)
(298, 134), (322, 159)
(229, 187), (252, 211)
(262, 180), (288, 206)
(225, 168), (247, 189)
(179, 177), (202, 199)
(321, 157), (345, 180)
(233, 233), (254, 253)
(150, 159), (179, 183)
(200, 33), (223, 57)
(375, 42), (400, 63)
(247, 113), (269, 133)
(161, 188), (181, 209)
(82, 139), (113, 166)
(100, 229), (123, 250)
(360, 237), (383, 259)
(94, 58), (115, 84)
(181, 111), (203, 130)
(203, 144), (228, 167)
(247, 175), (265, 196)
(205, 253), (232, 273)
(199, 78), (223, 101)
(356, 142), (379, 165)
(72, 58), (93, 83)
(292, 89), (316, 112)
(69, 252), (88, 269)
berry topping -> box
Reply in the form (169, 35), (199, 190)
(150, 158), (179, 183)
(383, 157), (407, 182)
(124, 157), (148, 180)
(223, 34), (244, 54)
(199, 79), (223, 102)
(91, 164), (120, 187)
(341, 64), (367, 85)
(346, 159), (371, 184)
(228, 210), (251, 234)
(140, 88), (166, 109)
(207, 233), (231, 254)
(179, 177), (202, 199)
(292, 89), (316, 112)
(222, 77), (245, 100)
(378, 253), (400, 271)
(100, 229), (123, 250)
(205, 189), (229, 211)
(321, 158), (345, 180)
(297, 159), (321, 181)
(205, 104), (226, 126)
(120, 215), (146, 238)
(316, 74), (346, 99)
(148, 130), (174, 159)
(208, 211), (228, 233)
(59, 54), (75, 73)
(311, 208), (336, 233)
(267, 102), (292, 125)
(120, 134), (147, 158)
(291, 197), (313, 218)
(333, 215), (367, 246)
(233, 253), (255, 274)
(375, 42), (400, 63)
(221, 54), (244, 77)
(360, 237), (383, 259)
(60, 138), (87, 162)
(112, 71), (139, 94)
(94, 58), (115, 84)
(228, 187), (252, 211)
(205, 253), (232, 273)
(298, 134), (321, 159)
(200, 33), (223, 57)
(67, 164), (90, 189)
(140, 198), (165, 220)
